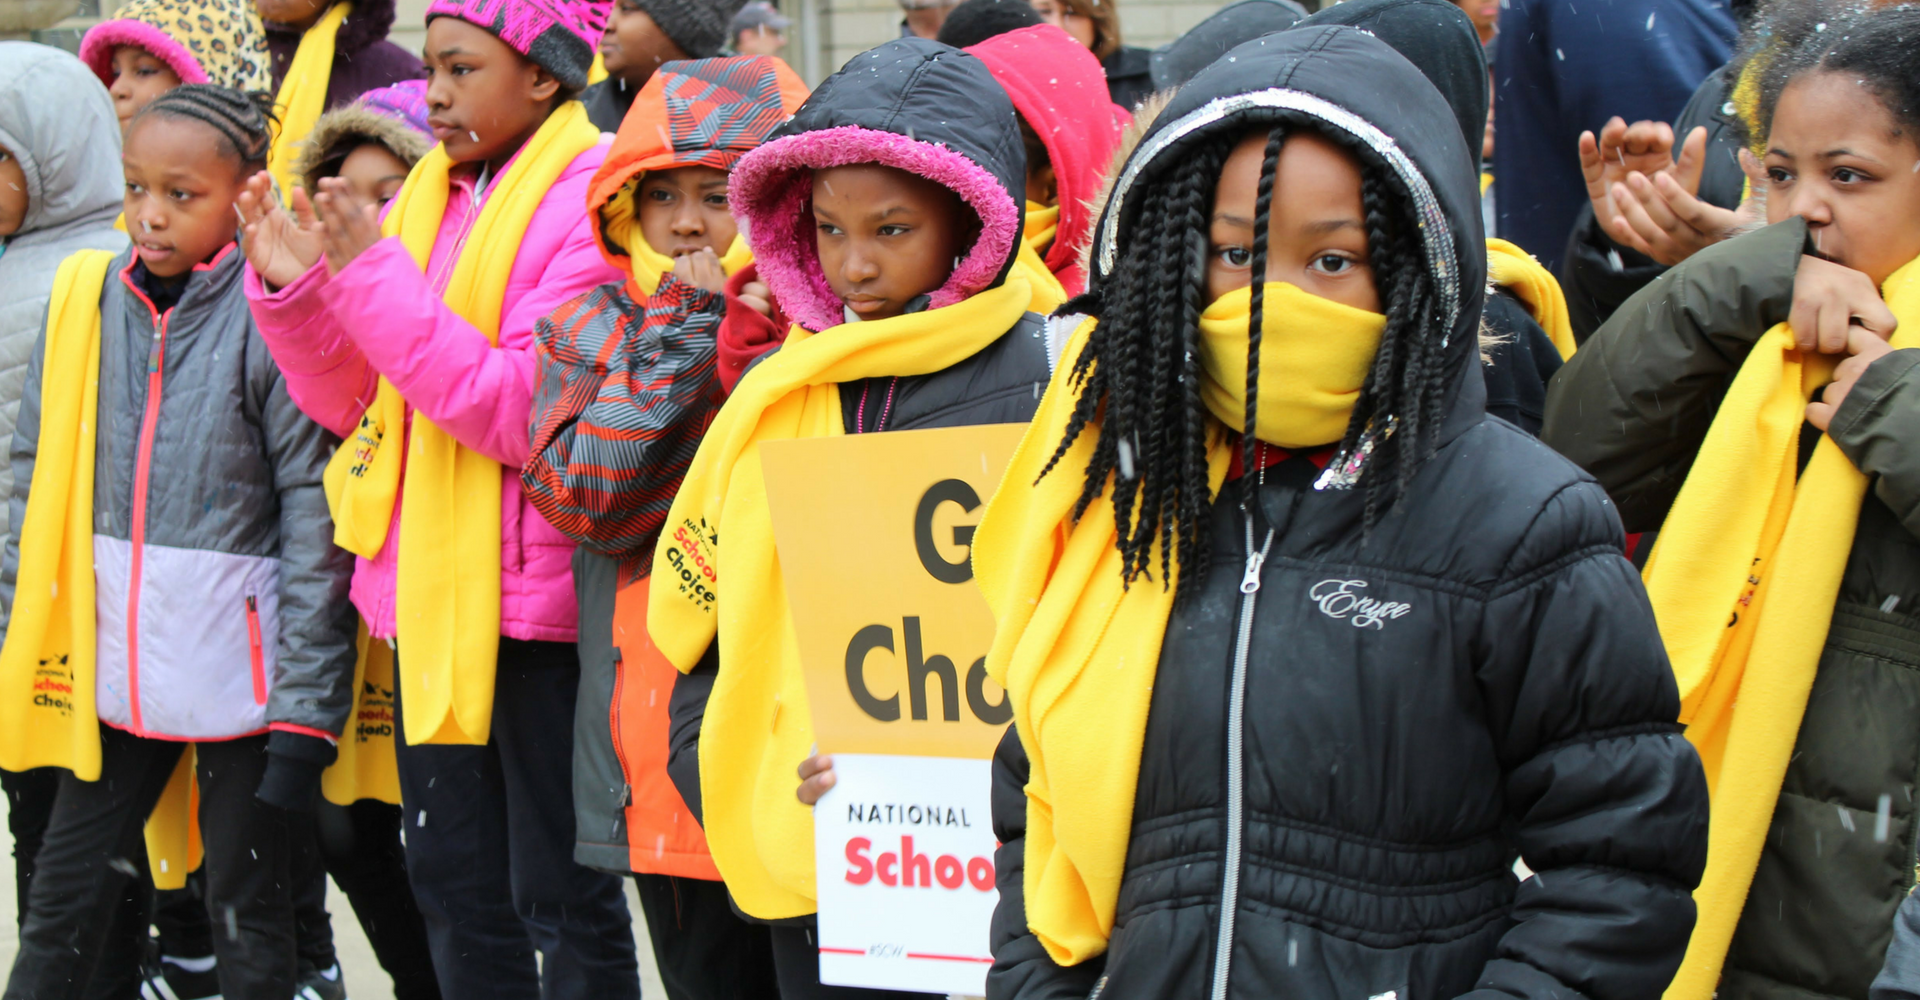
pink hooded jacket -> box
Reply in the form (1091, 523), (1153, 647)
(246, 138), (619, 644)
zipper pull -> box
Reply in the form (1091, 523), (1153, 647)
(1240, 546), (1268, 594)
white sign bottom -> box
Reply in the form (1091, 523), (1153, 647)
(813, 753), (999, 995)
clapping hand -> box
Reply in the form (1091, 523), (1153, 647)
(235, 171), (323, 291)
(309, 177), (383, 275)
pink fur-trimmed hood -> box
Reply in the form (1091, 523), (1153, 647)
(726, 37), (1028, 333)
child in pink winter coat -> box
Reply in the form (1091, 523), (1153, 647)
(234, 0), (641, 994)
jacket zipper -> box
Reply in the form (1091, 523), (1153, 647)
(125, 291), (169, 735)
(608, 645), (633, 839)
(1210, 510), (1275, 1000)
(246, 595), (266, 705)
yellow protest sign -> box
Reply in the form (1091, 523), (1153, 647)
(760, 424), (1026, 761)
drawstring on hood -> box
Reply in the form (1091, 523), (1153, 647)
(727, 37), (1029, 333)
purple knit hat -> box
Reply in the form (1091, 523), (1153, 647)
(424, 0), (610, 89)
(359, 79), (432, 137)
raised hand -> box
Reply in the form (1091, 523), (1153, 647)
(235, 171), (323, 291)
(1579, 117), (1679, 249)
(310, 176), (384, 275)
(1606, 127), (1746, 265)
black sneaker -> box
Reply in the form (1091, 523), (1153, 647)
(295, 963), (348, 1000)
(139, 955), (222, 1000)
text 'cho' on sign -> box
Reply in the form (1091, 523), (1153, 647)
(758, 422), (1028, 760)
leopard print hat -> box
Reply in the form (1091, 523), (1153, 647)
(79, 0), (273, 95)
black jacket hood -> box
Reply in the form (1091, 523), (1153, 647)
(1295, 0), (1487, 165)
(729, 36), (1027, 332)
(1149, 0), (1306, 91)
(1090, 25), (1486, 376)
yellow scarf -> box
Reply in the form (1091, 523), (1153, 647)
(323, 100), (600, 745)
(1016, 200), (1067, 314)
(1486, 238), (1576, 360)
(267, 1), (351, 197)
(0, 249), (113, 779)
(1652, 256), (1920, 1000)
(1199, 283), (1384, 448)
(646, 278), (1031, 918)
(974, 283), (1385, 965)
(596, 176), (755, 295)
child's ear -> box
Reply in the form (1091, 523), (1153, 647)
(529, 65), (561, 106)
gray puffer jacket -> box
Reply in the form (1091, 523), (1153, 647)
(0, 42), (126, 546)
(1, 246), (357, 749)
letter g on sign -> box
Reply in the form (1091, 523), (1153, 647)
(914, 479), (982, 584)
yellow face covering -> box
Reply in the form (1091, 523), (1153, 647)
(646, 278), (1032, 919)
(267, 1), (351, 197)
(1198, 282), (1386, 450)
(1652, 255), (1920, 1000)
(599, 176), (755, 295)
(323, 100), (601, 746)
(972, 283), (1385, 966)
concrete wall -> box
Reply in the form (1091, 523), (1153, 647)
(386, 0), (1229, 88)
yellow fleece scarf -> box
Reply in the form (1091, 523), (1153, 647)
(646, 277), (1031, 919)
(1652, 255), (1920, 1000)
(0, 249), (114, 779)
(267, 1), (350, 197)
(323, 100), (600, 745)
(1016, 201), (1068, 314)
(597, 176), (755, 295)
(1199, 282), (1385, 449)
(1486, 238), (1576, 360)
(974, 283), (1385, 965)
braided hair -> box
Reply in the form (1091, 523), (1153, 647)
(1044, 120), (1457, 600)
(129, 85), (278, 174)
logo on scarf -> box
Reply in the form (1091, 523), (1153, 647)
(1308, 579), (1412, 629)
(664, 516), (719, 611)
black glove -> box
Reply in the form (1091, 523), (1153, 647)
(256, 730), (338, 812)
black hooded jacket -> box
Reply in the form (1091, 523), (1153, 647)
(987, 27), (1708, 1000)
(1149, 0), (1306, 92)
(1295, 0), (1566, 433)
(664, 38), (1050, 919)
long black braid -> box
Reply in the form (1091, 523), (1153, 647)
(1042, 119), (1458, 601)
(130, 85), (278, 173)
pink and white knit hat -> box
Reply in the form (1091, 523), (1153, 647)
(424, 0), (611, 89)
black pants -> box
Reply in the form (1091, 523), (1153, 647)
(394, 638), (639, 1000)
(3, 729), (294, 1000)
(287, 800), (443, 1000)
(767, 925), (941, 1000)
(631, 874), (777, 1000)
(2, 768), (149, 1000)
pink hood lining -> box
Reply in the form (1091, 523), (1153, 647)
(80, 19), (211, 88)
(727, 124), (1022, 333)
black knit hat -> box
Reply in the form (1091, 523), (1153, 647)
(635, 0), (752, 58)
(936, 0), (1042, 48)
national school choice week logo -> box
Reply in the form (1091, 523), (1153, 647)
(664, 516), (719, 611)
(843, 802), (995, 893)
(844, 479), (1011, 727)
(1308, 579), (1412, 629)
